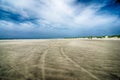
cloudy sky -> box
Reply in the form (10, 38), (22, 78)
(0, 0), (120, 38)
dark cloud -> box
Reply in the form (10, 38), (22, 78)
(74, 0), (111, 4)
(97, 1), (120, 16)
(0, 8), (37, 23)
(115, 0), (120, 4)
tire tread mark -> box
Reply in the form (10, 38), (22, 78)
(40, 49), (48, 80)
(59, 47), (100, 80)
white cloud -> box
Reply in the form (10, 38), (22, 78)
(1, 0), (119, 29)
(3, 0), (34, 9)
(0, 20), (35, 32)
(0, 20), (15, 30)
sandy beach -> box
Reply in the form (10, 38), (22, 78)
(0, 39), (120, 80)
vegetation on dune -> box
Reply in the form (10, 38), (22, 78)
(64, 35), (120, 39)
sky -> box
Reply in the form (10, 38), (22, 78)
(0, 0), (120, 38)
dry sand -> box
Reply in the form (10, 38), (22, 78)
(0, 39), (120, 80)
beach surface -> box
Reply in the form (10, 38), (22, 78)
(0, 39), (120, 80)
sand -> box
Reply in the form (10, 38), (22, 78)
(0, 39), (120, 80)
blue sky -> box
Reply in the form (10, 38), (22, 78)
(0, 0), (120, 38)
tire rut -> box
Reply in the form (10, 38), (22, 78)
(59, 47), (100, 80)
(39, 49), (48, 80)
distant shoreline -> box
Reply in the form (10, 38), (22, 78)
(0, 35), (120, 40)
(0, 38), (120, 41)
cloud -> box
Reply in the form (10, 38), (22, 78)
(0, 20), (35, 31)
(0, 0), (120, 38)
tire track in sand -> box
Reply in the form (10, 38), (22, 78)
(40, 49), (48, 80)
(59, 47), (100, 80)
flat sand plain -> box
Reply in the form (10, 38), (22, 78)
(0, 39), (120, 80)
